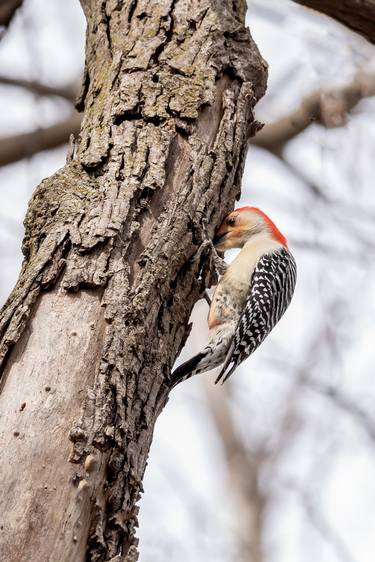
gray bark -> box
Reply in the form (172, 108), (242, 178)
(0, 1), (267, 560)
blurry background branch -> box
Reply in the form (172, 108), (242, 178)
(0, 75), (77, 101)
(251, 72), (375, 153)
(293, 0), (375, 44)
(286, 480), (358, 562)
(203, 380), (266, 562)
(0, 0), (22, 28)
(0, 72), (79, 166)
(1, 71), (374, 169)
(269, 352), (375, 443)
(300, 375), (375, 442)
(0, 112), (80, 167)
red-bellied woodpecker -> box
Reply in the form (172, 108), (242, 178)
(170, 206), (297, 388)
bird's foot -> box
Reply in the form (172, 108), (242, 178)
(189, 216), (227, 283)
(210, 246), (227, 275)
(194, 238), (227, 277)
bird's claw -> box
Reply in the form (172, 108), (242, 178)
(189, 215), (227, 281)
(211, 246), (227, 275)
(194, 238), (227, 279)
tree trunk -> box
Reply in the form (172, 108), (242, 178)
(0, 1), (267, 560)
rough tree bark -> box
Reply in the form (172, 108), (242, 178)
(0, 1), (267, 561)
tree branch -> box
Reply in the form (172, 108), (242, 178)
(0, 76), (77, 102)
(0, 112), (81, 167)
(0, 0), (22, 27)
(293, 0), (375, 44)
(251, 72), (375, 152)
(203, 381), (266, 562)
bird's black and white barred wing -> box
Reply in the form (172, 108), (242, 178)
(216, 248), (297, 384)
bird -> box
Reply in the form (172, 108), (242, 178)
(170, 206), (297, 388)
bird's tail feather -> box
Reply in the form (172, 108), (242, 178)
(170, 352), (206, 389)
(215, 361), (236, 385)
(170, 345), (228, 389)
(214, 342), (236, 385)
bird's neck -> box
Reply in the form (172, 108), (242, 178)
(224, 233), (283, 286)
(242, 231), (284, 255)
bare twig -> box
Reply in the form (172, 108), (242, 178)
(251, 73), (375, 152)
(286, 480), (358, 562)
(275, 153), (329, 201)
(0, 112), (81, 167)
(293, 0), (375, 44)
(301, 376), (375, 441)
(269, 354), (375, 443)
(0, 76), (77, 102)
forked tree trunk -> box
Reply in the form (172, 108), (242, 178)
(0, 1), (267, 560)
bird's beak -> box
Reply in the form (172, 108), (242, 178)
(213, 232), (226, 247)
(213, 228), (229, 252)
(213, 219), (232, 250)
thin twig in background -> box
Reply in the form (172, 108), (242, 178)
(285, 479), (358, 562)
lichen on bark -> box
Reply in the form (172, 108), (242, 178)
(0, 1), (267, 560)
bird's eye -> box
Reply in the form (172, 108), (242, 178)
(226, 216), (236, 227)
